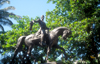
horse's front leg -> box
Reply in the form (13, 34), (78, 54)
(53, 45), (68, 60)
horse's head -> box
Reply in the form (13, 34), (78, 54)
(62, 29), (72, 40)
(29, 21), (34, 30)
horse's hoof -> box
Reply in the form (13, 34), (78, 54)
(47, 60), (49, 63)
(42, 43), (46, 46)
(65, 57), (67, 60)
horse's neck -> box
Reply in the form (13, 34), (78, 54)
(51, 29), (63, 36)
(52, 27), (68, 36)
(56, 30), (64, 36)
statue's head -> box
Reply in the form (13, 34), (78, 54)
(41, 15), (44, 21)
(30, 21), (34, 30)
(62, 29), (71, 40)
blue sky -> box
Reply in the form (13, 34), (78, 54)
(1, 0), (55, 31)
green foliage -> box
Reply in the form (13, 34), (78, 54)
(1, 15), (40, 53)
(46, 0), (100, 63)
(0, 0), (100, 63)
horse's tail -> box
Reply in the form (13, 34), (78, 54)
(10, 36), (26, 64)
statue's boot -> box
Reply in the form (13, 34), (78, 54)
(40, 41), (46, 46)
(42, 42), (46, 45)
(40, 36), (46, 46)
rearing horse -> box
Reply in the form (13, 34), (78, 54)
(11, 27), (71, 63)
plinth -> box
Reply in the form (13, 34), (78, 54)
(40, 61), (62, 64)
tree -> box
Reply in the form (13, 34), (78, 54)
(1, 0), (100, 64)
(0, 0), (21, 33)
(46, 0), (100, 63)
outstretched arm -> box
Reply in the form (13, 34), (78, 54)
(32, 19), (40, 23)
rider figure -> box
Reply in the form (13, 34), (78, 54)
(32, 15), (48, 45)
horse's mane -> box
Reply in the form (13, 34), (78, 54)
(51, 27), (68, 32)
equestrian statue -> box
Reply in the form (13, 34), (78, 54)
(10, 15), (72, 63)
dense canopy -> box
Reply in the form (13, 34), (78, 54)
(0, 0), (100, 64)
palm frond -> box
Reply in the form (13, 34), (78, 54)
(8, 12), (22, 19)
(0, 24), (4, 32)
(0, 10), (21, 19)
(0, 10), (10, 17)
(0, 17), (13, 25)
(1, 6), (15, 11)
(0, 0), (21, 31)
(0, 0), (10, 5)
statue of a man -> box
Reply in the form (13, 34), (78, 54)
(32, 15), (48, 45)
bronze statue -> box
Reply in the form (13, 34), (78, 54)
(11, 27), (71, 63)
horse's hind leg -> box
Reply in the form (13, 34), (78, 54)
(10, 48), (19, 64)
(26, 45), (35, 64)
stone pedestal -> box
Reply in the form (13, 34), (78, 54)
(40, 61), (62, 64)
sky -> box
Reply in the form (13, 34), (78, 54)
(1, 0), (56, 31)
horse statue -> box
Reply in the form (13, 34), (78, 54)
(11, 26), (71, 63)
